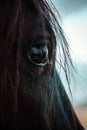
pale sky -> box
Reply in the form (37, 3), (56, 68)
(62, 6), (87, 106)
(50, 0), (87, 106)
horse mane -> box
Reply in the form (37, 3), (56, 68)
(0, 0), (84, 129)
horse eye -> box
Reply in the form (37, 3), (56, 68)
(28, 45), (49, 67)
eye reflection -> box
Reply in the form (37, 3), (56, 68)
(28, 45), (49, 67)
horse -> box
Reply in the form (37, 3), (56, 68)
(0, 0), (85, 129)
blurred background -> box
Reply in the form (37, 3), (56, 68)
(48, 0), (87, 128)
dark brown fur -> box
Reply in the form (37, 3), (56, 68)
(0, 0), (85, 130)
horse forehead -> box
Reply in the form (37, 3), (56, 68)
(22, 14), (39, 36)
(22, 13), (50, 40)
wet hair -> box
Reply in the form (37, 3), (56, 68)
(0, 0), (85, 130)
